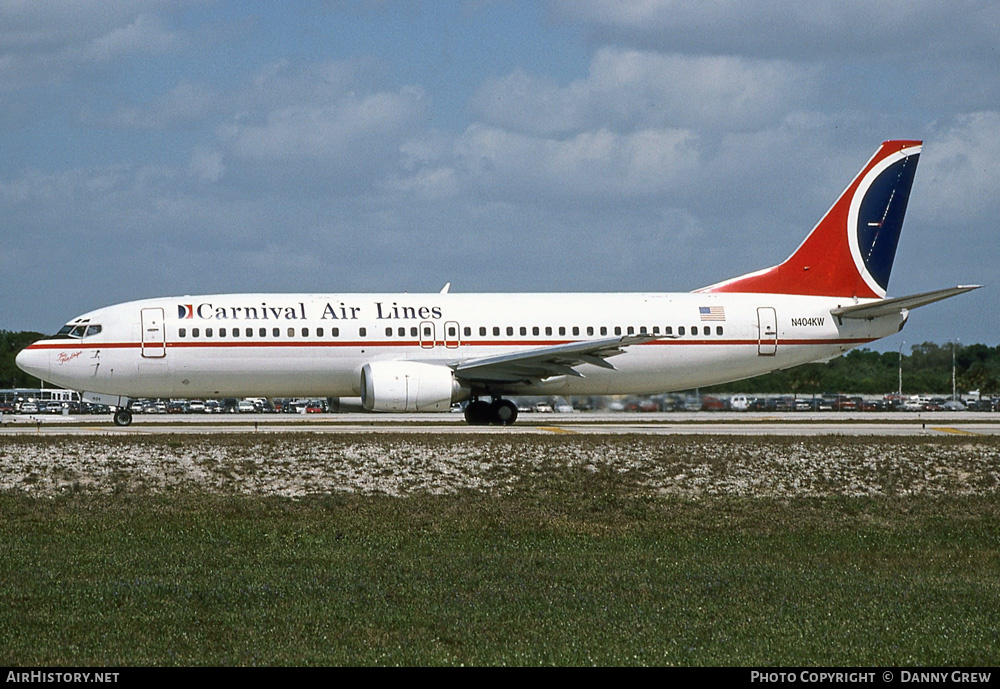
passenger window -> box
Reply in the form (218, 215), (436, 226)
(716, 326), (723, 335)
(332, 327), (339, 337)
(493, 327), (500, 336)
(359, 327), (367, 337)
(206, 328), (213, 337)
(520, 326), (526, 336)
(450, 326), (458, 337)
(259, 328), (266, 337)
(317, 327), (324, 337)
(479, 327), (487, 336)
(288, 328), (294, 337)
(399, 328), (406, 336)
(532, 326), (539, 336)
(179, 328), (186, 338)
(192, 328), (200, 337)
(506, 326), (513, 336)
(587, 326), (594, 336)
(572, 326), (580, 336)
(665, 326), (672, 335)
(545, 326), (552, 336)
(558, 327), (566, 336)
(273, 328), (280, 337)
(614, 326), (622, 336)
(410, 327), (417, 337)
(464, 327), (471, 337)
(679, 326), (685, 336)
(627, 326), (634, 335)
(219, 327), (227, 337)
(386, 327), (393, 337)
(245, 327), (253, 337)
(600, 326), (607, 336)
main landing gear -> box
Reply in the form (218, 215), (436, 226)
(113, 408), (133, 427)
(463, 398), (518, 426)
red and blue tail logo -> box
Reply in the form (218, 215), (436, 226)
(699, 140), (922, 299)
(178, 304), (194, 319)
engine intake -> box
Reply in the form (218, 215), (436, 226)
(360, 361), (469, 412)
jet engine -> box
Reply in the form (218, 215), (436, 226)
(360, 361), (469, 412)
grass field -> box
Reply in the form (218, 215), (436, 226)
(1, 434), (998, 665)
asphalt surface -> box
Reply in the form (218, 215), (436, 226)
(3, 411), (1000, 436)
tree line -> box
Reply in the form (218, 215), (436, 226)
(2, 330), (998, 397)
(705, 342), (1000, 397)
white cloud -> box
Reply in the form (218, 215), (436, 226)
(0, 1), (187, 88)
(471, 48), (816, 136)
(221, 88), (427, 162)
(455, 124), (699, 201)
(919, 112), (1000, 225)
(550, 0), (1000, 60)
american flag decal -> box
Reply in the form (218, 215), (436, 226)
(699, 306), (725, 321)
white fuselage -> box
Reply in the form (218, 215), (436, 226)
(18, 291), (902, 401)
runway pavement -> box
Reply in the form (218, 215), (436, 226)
(3, 410), (1000, 436)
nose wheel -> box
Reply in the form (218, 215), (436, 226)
(113, 409), (133, 427)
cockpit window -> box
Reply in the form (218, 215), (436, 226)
(52, 321), (99, 339)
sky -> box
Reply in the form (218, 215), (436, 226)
(2, 0), (998, 352)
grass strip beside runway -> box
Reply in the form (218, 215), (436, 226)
(1, 434), (998, 666)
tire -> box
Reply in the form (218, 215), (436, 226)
(463, 400), (492, 425)
(491, 399), (518, 426)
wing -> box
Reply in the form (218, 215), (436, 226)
(452, 334), (658, 384)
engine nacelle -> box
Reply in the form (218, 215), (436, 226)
(360, 361), (469, 412)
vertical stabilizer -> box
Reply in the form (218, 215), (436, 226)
(698, 140), (922, 298)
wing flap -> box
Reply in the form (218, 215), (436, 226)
(454, 334), (656, 383)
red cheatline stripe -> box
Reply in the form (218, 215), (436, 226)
(27, 337), (875, 351)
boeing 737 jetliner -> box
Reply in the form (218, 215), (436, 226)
(17, 140), (978, 426)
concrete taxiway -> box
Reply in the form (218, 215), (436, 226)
(3, 411), (1000, 436)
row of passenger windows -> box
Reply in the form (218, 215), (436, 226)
(178, 326), (341, 338)
(457, 325), (724, 338)
(176, 324), (724, 339)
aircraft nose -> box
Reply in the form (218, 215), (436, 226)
(15, 345), (49, 381)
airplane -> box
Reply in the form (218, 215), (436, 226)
(16, 140), (979, 427)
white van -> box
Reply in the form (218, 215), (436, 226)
(729, 395), (749, 411)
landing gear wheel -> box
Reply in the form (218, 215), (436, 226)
(490, 399), (518, 426)
(464, 400), (493, 426)
(113, 409), (133, 427)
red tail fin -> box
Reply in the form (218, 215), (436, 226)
(698, 140), (922, 298)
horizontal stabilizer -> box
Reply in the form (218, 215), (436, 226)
(830, 285), (981, 319)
